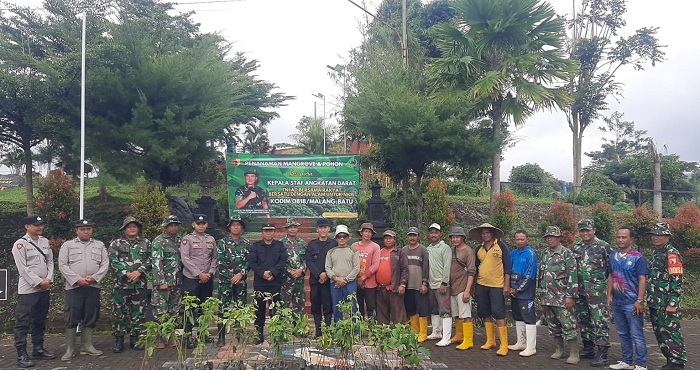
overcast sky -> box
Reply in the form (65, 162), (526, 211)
(16, 0), (700, 182)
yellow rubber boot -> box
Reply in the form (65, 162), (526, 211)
(496, 325), (509, 356)
(409, 315), (420, 334)
(417, 316), (428, 343)
(456, 322), (474, 350)
(480, 321), (496, 350)
(450, 318), (464, 343)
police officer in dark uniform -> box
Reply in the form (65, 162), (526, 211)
(234, 169), (269, 210)
(249, 222), (287, 344)
(305, 218), (336, 337)
(12, 215), (56, 368)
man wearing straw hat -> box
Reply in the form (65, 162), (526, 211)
(469, 222), (512, 356)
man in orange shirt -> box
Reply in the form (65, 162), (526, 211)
(352, 222), (381, 318)
(375, 230), (408, 325)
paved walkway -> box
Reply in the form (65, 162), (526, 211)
(0, 320), (696, 369)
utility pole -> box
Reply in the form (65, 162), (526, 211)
(346, 0), (407, 67)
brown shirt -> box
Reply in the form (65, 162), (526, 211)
(450, 245), (476, 296)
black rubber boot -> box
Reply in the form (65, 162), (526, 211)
(17, 349), (35, 368)
(313, 315), (323, 338)
(580, 340), (595, 359)
(112, 336), (124, 353)
(254, 326), (264, 345)
(217, 324), (226, 347)
(590, 345), (609, 367)
(130, 335), (144, 350)
(31, 344), (56, 360)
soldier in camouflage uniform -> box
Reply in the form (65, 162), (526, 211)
(280, 218), (307, 312)
(215, 216), (250, 346)
(648, 223), (687, 370)
(570, 219), (613, 366)
(537, 226), (580, 365)
(150, 215), (182, 349)
(109, 216), (150, 353)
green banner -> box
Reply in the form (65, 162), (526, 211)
(226, 154), (360, 218)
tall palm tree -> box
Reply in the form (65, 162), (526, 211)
(431, 0), (577, 213)
(289, 116), (333, 154)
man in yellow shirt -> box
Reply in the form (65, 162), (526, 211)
(469, 223), (512, 356)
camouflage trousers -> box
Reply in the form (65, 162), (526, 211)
(281, 277), (306, 312)
(151, 286), (182, 318)
(649, 306), (687, 366)
(574, 295), (610, 346)
(217, 280), (248, 308)
(112, 287), (148, 337)
(543, 305), (578, 341)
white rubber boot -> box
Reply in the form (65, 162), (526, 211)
(435, 317), (453, 347)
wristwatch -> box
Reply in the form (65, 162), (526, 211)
(636, 299), (644, 304)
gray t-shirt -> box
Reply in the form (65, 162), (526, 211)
(404, 244), (429, 290)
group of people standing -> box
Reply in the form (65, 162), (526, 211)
(10, 214), (688, 370)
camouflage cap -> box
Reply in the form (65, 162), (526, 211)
(543, 226), (562, 237)
(120, 216), (142, 231)
(161, 215), (181, 228)
(648, 222), (672, 236)
(225, 215), (246, 229)
(578, 219), (595, 230)
(284, 217), (302, 228)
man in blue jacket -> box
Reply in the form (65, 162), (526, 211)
(507, 230), (538, 357)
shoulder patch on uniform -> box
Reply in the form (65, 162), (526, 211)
(16, 243), (22, 249)
(182, 239), (188, 245)
(667, 253), (684, 276)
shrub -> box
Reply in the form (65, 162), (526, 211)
(540, 200), (577, 246)
(35, 170), (79, 240)
(682, 247), (700, 267)
(667, 203), (700, 249)
(509, 163), (560, 198)
(423, 178), (455, 233)
(620, 206), (658, 250)
(492, 191), (516, 237)
(590, 202), (617, 244)
(575, 171), (625, 206)
(129, 184), (171, 240)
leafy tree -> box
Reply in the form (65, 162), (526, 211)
(242, 122), (270, 154)
(430, 0), (577, 214)
(344, 1), (497, 226)
(1, 148), (24, 174)
(575, 169), (624, 206)
(586, 111), (648, 168)
(565, 0), (665, 191)
(590, 202), (616, 245)
(289, 116), (332, 154)
(599, 154), (697, 211)
(508, 163), (561, 198)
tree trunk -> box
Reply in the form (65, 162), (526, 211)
(650, 141), (662, 219)
(415, 171), (424, 229)
(23, 146), (34, 215)
(571, 124), (583, 196)
(489, 119), (502, 215)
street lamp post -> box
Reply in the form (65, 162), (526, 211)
(79, 12), (87, 219)
(312, 93), (326, 154)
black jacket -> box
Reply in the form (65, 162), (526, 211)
(249, 239), (287, 289)
(305, 238), (337, 285)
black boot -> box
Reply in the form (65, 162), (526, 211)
(17, 349), (35, 368)
(31, 344), (56, 360)
(130, 335), (144, 350)
(580, 340), (595, 359)
(254, 326), (264, 345)
(590, 345), (609, 367)
(217, 324), (226, 347)
(313, 314), (323, 338)
(113, 336), (124, 353)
